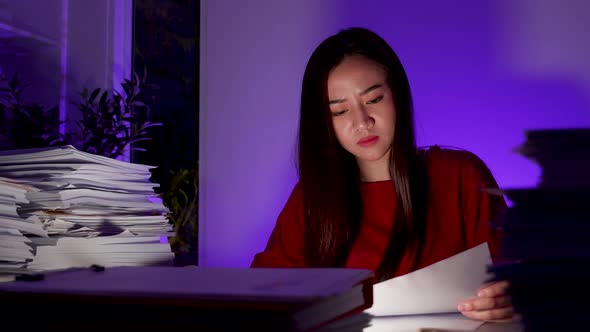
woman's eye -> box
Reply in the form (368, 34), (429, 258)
(332, 110), (348, 117)
(367, 96), (383, 104)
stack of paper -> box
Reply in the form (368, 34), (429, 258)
(0, 146), (174, 272)
(0, 177), (47, 279)
(27, 230), (173, 271)
(489, 128), (590, 331)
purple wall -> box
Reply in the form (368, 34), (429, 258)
(200, 0), (590, 267)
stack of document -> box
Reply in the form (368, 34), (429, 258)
(0, 146), (174, 273)
(489, 128), (590, 331)
(0, 177), (47, 279)
(27, 230), (173, 271)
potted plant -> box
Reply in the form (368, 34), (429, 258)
(158, 165), (199, 266)
(75, 70), (161, 159)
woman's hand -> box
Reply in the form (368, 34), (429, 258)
(458, 280), (514, 321)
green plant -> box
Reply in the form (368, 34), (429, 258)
(0, 68), (162, 160)
(0, 71), (64, 150)
(159, 165), (198, 258)
(76, 70), (162, 159)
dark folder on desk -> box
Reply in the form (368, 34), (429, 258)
(1, 266), (374, 331)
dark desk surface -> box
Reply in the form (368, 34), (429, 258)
(477, 321), (523, 332)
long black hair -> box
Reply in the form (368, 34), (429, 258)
(298, 27), (428, 280)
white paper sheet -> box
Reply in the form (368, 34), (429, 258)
(364, 313), (484, 332)
(366, 242), (492, 316)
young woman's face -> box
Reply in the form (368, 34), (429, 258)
(327, 55), (395, 167)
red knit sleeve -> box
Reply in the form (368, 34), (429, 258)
(459, 152), (507, 263)
(250, 182), (306, 268)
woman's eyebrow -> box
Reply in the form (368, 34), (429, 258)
(329, 84), (383, 105)
(360, 84), (383, 96)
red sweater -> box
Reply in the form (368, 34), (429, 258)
(251, 146), (505, 280)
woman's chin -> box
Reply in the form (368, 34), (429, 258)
(353, 152), (388, 163)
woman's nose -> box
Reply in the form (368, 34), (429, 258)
(352, 105), (374, 131)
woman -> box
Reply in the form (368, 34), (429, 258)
(251, 27), (512, 321)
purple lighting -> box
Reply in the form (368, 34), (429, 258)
(59, 0), (69, 136)
(200, 0), (590, 268)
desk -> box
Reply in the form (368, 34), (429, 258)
(477, 321), (523, 332)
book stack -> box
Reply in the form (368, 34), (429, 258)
(489, 128), (590, 331)
(0, 266), (374, 332)
(0, 146), (174, 274)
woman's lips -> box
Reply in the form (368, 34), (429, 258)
(357, 135), (379, 147)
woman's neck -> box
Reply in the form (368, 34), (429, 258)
(357, 156), (391, 182)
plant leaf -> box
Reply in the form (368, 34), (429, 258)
(89, 88), (101, 103)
